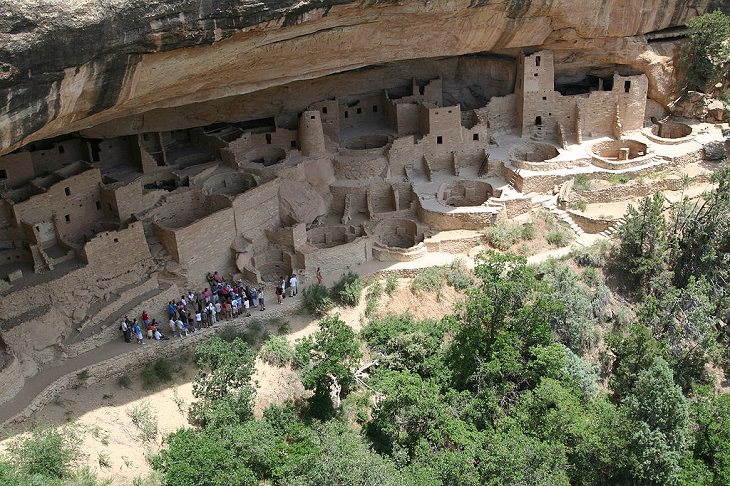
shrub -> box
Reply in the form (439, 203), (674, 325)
(303, 284), (334, 316)
(259, 336), (293, 367)
(97, 452), (111, 469)
(569, 199), (588, 211)
(141, 357), (179, 389)
(680, 10), (730, 91)
(331, 271), (364, 307)
(292, 336), (315, 370)
(571, 240), (610, 267)
(546, 226), (573, 247)
(484, 221), (522, 250)
(127, 401), (158, 442)
(580, 267), (604, 288)
(444, 258), (473, 290)
(410, 266), (445, 293)
(608, 174), (630, 184)
(573, 174), (592, 191)
(117, 374), (132, 389)
(521, 222), (536, 240)
(365, 281), (384, 318)
(384, 274), (398, 295)
(6, 427), (80, 479)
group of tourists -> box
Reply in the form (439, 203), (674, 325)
(118, 268), (317, 344)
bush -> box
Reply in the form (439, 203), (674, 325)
(571, 240), (610, 267)
(608, 174), (630, 184)
(303, 284), (334, 316)
(410, 267), (445, 293)
(484, 221), (522, 250)
(141, 357), (179, 389)
(127, 401), (158, 442)
(569, 200), (588, 211)
(444, 258), (473, 290)
(547, 226), (573, 247)
(259, 336), (293, 367)
(384, 274), (398, 295)
(365, 281), (384, 318)
(680, 10), (730, 91)
(574, 174), (592, 191)
(292, 336), (315, 370)
(117, 374), (132, 389)
(521, 222), (536, 240)
(581, 267), (604, 288)
(331, 271), (364, 307)
(6, 427), (80, 479)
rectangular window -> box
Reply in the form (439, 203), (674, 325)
(436, 136), (443, 144)
(265, 133), (272, 144)
(0, 169), (6, 180)
(373, 105), (378, 113)
(58, 145), (65, 154)
(64, 187), (71, 196)
(291, 140), (297, 148)
(473, 133), (479, 141)
(96, 201), (101, 210)
(322, 107), (328, 114)
(624, 80), (631, 93)
(64, 214), (70, 223)
(344, 111), (349, 119)
(536, 55), (541, 67)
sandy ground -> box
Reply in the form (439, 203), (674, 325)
(0, 276), (463, 485)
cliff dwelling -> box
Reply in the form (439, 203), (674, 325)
(0, 39), (728, 422)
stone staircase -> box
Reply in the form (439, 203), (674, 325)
(540, 198), (585, 237)
(598, 217), (626, 239)
(507, 168), (521, 189)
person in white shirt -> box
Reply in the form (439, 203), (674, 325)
(169, 318), (177, 337)
(176, 318), (186, 337)
(289, 274), (298, 297)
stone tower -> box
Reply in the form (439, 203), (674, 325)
(298, 110), (326, 156)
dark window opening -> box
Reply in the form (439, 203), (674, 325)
(64, 214), (70, 223)
(372, 105), (378, 113)
(291, 140), (297, 148)
(473, 133), (479, 141)
(265, 133), (272, 144)
(536, 55), (541, 67)
(624, 80), (631, 93)
(534, 73), (538, 77)
(310, 115), (315, 120)
(107, 203), (113, 211)
(418, 86), (425, 95)
(142, 133), (149, 141)
(322, 107), (328, 114)
(535, 116), (542, 126)
(89, 140), (101, 162)
(344, 111), (349, 119)
(0, 169), (6, 180)
(114, 238), (119, 243)
(95, 201), (101, 210)
(356, 108), (362, 114)
(542, 96), (547, 100)
(436, 136), (443, 144)
(58, 145), (65, 154)
(64, 187), (71, 196)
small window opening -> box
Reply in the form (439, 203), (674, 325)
(291, 140), (297, 148)
(310, 115), (315, 120)
(534, 73), (538, 77)
(372, 105), (378, 113)
(473, 133), (479, 141)
(64, 214), (70, 223)
(535, 116), (542, 126)
(436, 136), (443, 145)
(322, 107), (328, 114)
(265, 133), (272, 144)
(418, 86), (425, 95)
(142, 133), (149, 141)
(0, 169), (6, 180)
(624, 80), (631, 93)
(536, 55), (541, 67)
(113, 238), (119, 243)
(95, 201), (101, 210)
(356, 108), (362, 114)
(344, 111), (349, 119)
(542, 96), (547, 101)
(58, 145), (65, 154)
(64, 187), (71, 196)
(35, 226), (40, 231)
(107, 203), (113, 211)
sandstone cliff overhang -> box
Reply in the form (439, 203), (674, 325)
(1, 0), (728, 155)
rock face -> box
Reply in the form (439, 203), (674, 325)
(0, 0), (727, 155)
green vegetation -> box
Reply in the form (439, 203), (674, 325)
(484, 220), (522, 250)
(127, 401), (158, 443)
(573, 174), (592, 191)
(410, 266), (446, 293)
(331, 271), (364, 306)
(259, 335), (294, 367)
(569, 199), (588, 211)
(521, 221), (536, 240)
(384, 274), (398, 295)
(302, 284), (334, 316)
(411, 259), (474, 294)
(116, 374), (132, 389)
(0, 427), (109, 485)
(365, 281), (384, 317)
(608, 173), (630, 184)
(141, 357), (183, 389)
(680, 10), (730, 91)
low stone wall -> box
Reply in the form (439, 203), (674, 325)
(424, 235), (482, 254)
(565, 211), (615, 234)
(372, 242), (427, 262)
(301, 237), (372, 276)
(574, 173), (713, 204)
(417, 203), (496, 230)
(0, 354), (24, 407)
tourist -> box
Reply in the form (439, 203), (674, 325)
(258, 287), (266, 311)
(176, 317), (186, 337)
(132, 319), (144, 344)
(289, 273), (298, 297)
(250, 287), (258, 310)
(195, 310), (203, 329)
(316, 267), (323, 285)
(142, 310), (150, 326)
(167, 301), (177, 320)
(224, 300), (233, 320)
(231, 297), (239, 317)
(206, 302), (217, 325)
(120, 317), (131, 343)
(168, 317), (177, 337)
(145, 321), (154, 339)
(275, 278), (283, 304)
(242, 296), (251, 317)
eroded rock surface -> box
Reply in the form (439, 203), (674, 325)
(1, 0), (728, 154)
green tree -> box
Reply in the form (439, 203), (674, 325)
(614, 193), (669, 290)
(680, 10), (730, 91)
(624, 358), (689, 485)
(151, 429), (256, 486)
(191, 336), (257, 428)
(688, 391), (730, 484)
(607, 324), (668, 402)
(299, 316), (362, 413)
